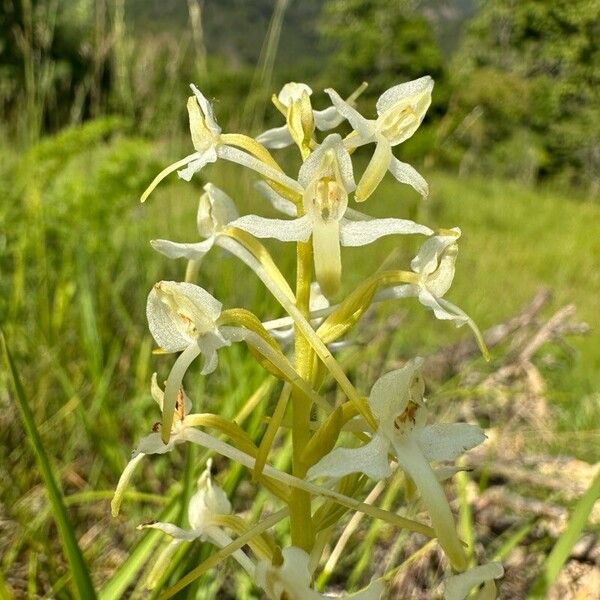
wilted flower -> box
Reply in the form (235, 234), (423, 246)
(230, 134), (431, 295)
(326, 76), (433, 200)
(308, 358), (486, 569)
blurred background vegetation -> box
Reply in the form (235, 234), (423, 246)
(1, 0), (599, 598)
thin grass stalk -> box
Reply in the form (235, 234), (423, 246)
(1, 332), (97, 599)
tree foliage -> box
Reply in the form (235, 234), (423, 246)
(440, 0), (600, 190)
(319, 0), (445, 103)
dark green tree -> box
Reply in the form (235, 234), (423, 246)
(319, 0), (446, 104)
(440, 0), (600, 189)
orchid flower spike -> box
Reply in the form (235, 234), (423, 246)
(230, 134), (432, 296)
(308, 358), (486, 570)
(326, 76), (434, 201)
(444, 562), (504, 600)
(151, 183), (239, 263)
(255, 546), (384, 600)
(141, 85), (302, 202)
(257, 81), (366, 150)
(138, 460), (255, 582)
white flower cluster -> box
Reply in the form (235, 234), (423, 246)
(113, 77), (502, 599)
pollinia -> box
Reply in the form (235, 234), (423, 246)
(113, 77), (503, 599)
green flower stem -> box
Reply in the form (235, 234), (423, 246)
(289, 238), (316, 551)
(219, 232), (377, 430)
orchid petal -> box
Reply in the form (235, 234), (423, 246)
(229, 214), (312, 242)
(388, 156), (429, 198)
(198, 183), (239, 235)
(355, 136), (392, 202)
(312, 219), (342, 297)
(137, 432), (179, 455)
(138, 521), (199, 541)
(189, 84), (221, 136)
(376, 76), (434, 116)
(418, 289), (468, 325)
(324, 88), (375, 140)
(256, 124), (294, 149)
(307, 433), (392, 481)
(416, 423), (486, 462)
(369, 358), (424, 424)
(177, 148), (218, 181)
(313, 105), (344, 130)
(111, 452), (145, 516)
(444, 563), (504, 600)
(298, 133), (355, 192)
(255, 181), (298, 216)
(278, 82), (313, 105)
(339, 217), (432, 247)
(392, 436), (467, 570)
(256, 546), (322, 600)
(411, 229), (461, 279)
(150, 237), (215, 261)
(147, 282), (223, 352)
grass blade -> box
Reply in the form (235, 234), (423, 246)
(98, 498), (180, 600)
(530, 469), (600, 596)
(1, 332), (97, 599)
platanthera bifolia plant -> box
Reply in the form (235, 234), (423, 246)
(112, 78), (504, 599)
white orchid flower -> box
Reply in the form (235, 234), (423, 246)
(377, 228), (464, 322)
(148, 280), (331, 440)
(444, 562), (504, 600)
(308, 358), (486, 570)
(139, 460), (255, 584)
(256, 82), (361, 150)
(230, 134), (432, 296)
(151, 183), (238, 263)
(326, 76), (434, 200)
(255, 546), (383, 600)
(141, 84), (302, 202)
(111, 374), (197, 516)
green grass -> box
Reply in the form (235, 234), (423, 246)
(1, 124), (599, 596)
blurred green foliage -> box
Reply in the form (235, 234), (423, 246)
(436, 0), (600, 191)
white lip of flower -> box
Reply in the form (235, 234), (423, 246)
(256, 82), (357, 150)
(141, 84), (302, 202)
(255, 546), (384, 600)
(150, 183), (239, 262)
(229, 134), (432, 296)
(444, 562), (504, 600)
(325, 76), (434, 200)
(307, 358), (486, 570)
(137, 460), (256, 578)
